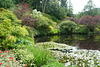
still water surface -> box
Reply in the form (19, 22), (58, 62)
(35, 34), (100, 50)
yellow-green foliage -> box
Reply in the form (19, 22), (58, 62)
(12, 26), (29, 36)
(2, 34), (16, 45)
(0, 19), (12, 37)
(73, 25), (89, 33)
(0, 8), (29, 36)
(0, 8), (21, 25)
(0, 8), (29, 46)
(94, 25), (100, 33)
(49, 26), (54, 30)
(49, 29), (60, 34)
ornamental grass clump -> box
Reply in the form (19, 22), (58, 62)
(26, 45), (55, 67)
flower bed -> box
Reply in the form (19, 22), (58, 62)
(0, 49), (27, 67)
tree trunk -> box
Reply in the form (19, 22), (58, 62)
(42, 0), (48, 13)
(42, 0), (44, 12)
(36, 3), (38, 10)
(43, 0), (47, 13)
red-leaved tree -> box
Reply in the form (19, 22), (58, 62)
(13, 2), (37, 27)
(22, 15), (37, 27)
(79, 15), (100, 32)
(14, 2), (31, 19)
(93, 15), (100, 24)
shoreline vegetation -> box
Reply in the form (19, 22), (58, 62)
(0, 0), (100, 67)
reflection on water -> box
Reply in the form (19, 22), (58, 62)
(34, 34), (100, 50)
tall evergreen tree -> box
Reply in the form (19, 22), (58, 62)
(83, 0), (95, 11)
(83, 0), (97, 16)
(67, 0), (74, 17)
(61, 0), (67, 7)
(45, 0), (66, 19)
(0, 0), (14, 9)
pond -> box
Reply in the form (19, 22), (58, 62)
(34, 34), (100, 50)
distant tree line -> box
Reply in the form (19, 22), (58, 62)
(0, 0), (99, 20)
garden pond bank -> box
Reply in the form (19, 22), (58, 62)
(35, 34), (100, 50)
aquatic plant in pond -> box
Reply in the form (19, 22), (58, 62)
(57, 49), (100, 67)
(36, 42), (100, 67)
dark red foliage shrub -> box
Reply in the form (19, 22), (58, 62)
(22, 15), (37, 27)
(14, 2), (31, 19)
(68, 17), (79, 24)
(79, 15), (100, 32)
(93, 15), (100, 24)
(79, 15), (100, 25)
(79, 15), (95, 25)
(13, 2), (37, 27)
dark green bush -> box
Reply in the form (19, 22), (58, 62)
(59, 20), (77, 34)
(0, 0), (14, 9)
(73, 25), (89, 33)
(42, 13), (61, 23)
(34, 16), (56, 35)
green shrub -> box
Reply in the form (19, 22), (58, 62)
(41, 62), (65, 67)
(59, 20), (77, 34)
(26, 27), (34, 37)
(34, 16), (56, 35)
(73, 25), (89, 33)
(32, 28), (41, 36)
